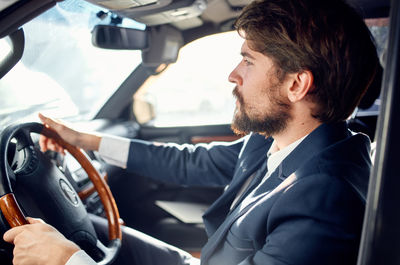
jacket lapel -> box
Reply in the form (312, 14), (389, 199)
(202, 133), (272, 236)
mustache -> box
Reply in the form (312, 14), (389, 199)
(232, 86), (245, 106)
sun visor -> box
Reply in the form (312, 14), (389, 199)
(87, 0), (206, 26)
(141, 25), (183, 67)
(85, 0), (172, 11)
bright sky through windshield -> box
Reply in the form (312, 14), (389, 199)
(0, 0), (143, 127)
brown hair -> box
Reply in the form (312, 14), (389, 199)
(235, 0), (380, 123)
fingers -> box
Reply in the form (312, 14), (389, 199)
(38, 112), (47, 124)
(39, 135), (65, 154)
(3, 225), (26, 243)
(5, 218), (81, 265)
(38, 113), (60, 130)
(39, 134), (48, 152)
(27, 217), (44, 224)
(38, 112), (97, 151)
(3, 218), (44, 243)
(38, 112), (67, 136)
(39, 134), (51, 152)
(38, 113), (66, 154)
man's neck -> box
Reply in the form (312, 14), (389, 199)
(272, 118), (322, 151)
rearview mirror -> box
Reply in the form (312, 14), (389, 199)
(142, 25), (183, 67)
(91, 25), (148, 50)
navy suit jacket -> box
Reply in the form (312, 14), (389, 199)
(127, 122), (371, 265)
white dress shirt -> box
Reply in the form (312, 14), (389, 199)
(230, 135), (306, 210)
(98, 135), (131, 168)
(66, 250), (97, 265)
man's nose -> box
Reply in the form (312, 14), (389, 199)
(228, 65), (242, 86)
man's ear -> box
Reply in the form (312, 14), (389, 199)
(287, 70), (314, 103)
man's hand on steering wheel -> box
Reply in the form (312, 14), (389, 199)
(38, 113), (102, 154)
(3, 217), (80, 265)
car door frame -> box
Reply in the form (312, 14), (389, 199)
(357, 0), (400, 264)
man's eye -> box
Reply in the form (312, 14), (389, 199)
(243, 58), (253, 65)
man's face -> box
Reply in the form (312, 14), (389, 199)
(229, 40), (292, 136)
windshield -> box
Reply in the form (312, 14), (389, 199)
(0, 0), (143, 127)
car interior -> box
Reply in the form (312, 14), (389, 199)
(0, 0), (398, 264)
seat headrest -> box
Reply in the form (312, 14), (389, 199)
(358, 63), (383, 110)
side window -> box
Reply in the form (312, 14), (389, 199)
(133, 31), (242, 127)
(366, 18), (389, 65)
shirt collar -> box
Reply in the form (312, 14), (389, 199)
(266, 135), (308, 175)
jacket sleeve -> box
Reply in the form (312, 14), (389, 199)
(125, 136), (246, 187)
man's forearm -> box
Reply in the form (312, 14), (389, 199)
(80, 132), (102, 151)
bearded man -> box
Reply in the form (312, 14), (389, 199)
(4, 0), (379, 264)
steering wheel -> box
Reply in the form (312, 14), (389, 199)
(0, 122), (121, 265)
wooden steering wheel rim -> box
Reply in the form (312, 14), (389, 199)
(0, 126), (121, 241)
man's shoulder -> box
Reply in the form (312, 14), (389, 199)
(295, 131), (372, 201)
(316, 131), (371, 168)
(299, 122), (371, 167)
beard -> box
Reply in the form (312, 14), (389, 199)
(231, 86), (291, 137)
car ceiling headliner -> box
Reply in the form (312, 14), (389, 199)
(0, 0), (392, 47)
(109, 0), (391, 36)
(121, 0), (391, 25)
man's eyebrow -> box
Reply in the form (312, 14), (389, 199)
(241, 51), (256, 60)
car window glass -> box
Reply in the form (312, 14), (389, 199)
(356, 18), (389, 117)
(0, 0), (143, 127)
(366, 18), (389, 64)
(0, 37), (11, 61)
(134, 21), (388, 128)
(134, 31), (242, 127)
